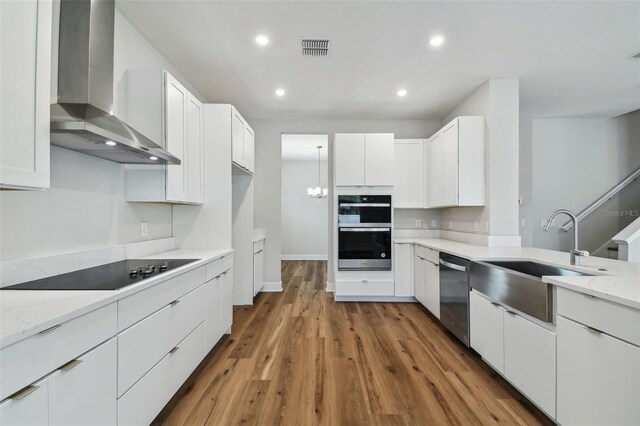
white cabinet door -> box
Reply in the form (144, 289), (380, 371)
(205, 276), (223, 351)
(231, 110), (244, 166)
(469, 291), (504, 373)
(186, 93), (204, 203)
(428, 133), (443, 207)
(424, 260), (440, 319)
(364, 134), (394, 186)
(243, 126), (255, 173)
(253, 250), (264, 296)
(414, 256), (426, 306)
(504, 311), (556, 417)
(334, 134), (365, 186)
(0, 377), (49, 426)
(394, 140), (423, 207)
(441, 121), (459, 206)
(165, 73), (188, 202)
(393, 244), (413, 297)
(221, 270), (234, 334)
(557, 316), (640, 425)
(49, 338), (117, 426)
(0, 0), (51, 190)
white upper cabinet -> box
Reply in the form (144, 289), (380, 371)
(125, 70), (204, 204)
(0, 0), (51, 190)
(335, 133), (393, 186)
(394, 140), (424, 208)
(231, 107), (254, 174)
(426, 117), (485, 208)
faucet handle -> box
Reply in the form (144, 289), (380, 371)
(572, 249), (590, 257)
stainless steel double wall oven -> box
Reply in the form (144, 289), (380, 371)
(338, 195), (392, 271)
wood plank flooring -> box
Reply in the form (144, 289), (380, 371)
(153, 260), (553, 426)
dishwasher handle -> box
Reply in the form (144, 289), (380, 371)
(439, 259), (467, 272)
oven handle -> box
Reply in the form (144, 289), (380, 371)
(339, 228), (391, 232)
(339, 203), (391, 207)
(339, 223), (392, 228)
(439, 259), (467, 272)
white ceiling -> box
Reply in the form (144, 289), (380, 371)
(117, 1), (640, 121)
(281, 134), (328, 160)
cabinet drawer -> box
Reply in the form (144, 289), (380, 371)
(205, 254), (233, 282)
(504, 310), (556, 417)
(423, 247), (439, 264)
(0, 303), (117, 401)
(470, 290), (504, 373)
(414, 245), (425, 259)
(557, 287), (640, 346)
(253, 240), (264, 254)
(117, 284), (206, 396)
(118, 323), (206, 426)
(118, 266), (205, 331)
(335, 279), (394, 297)
(0, 377), (49, 426)
(49, 338), (117, 426)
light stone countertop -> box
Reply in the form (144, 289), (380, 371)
(0, 248), (233, 349)
(395, 237), (640, 310)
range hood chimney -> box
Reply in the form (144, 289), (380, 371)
(50, 0), (180, 165)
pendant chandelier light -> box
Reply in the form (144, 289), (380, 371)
(307, 145), (328, 198)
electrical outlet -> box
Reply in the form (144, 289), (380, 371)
(521, 219), (526, 228)
(415, 219), (421, 228)
(140, 222), (148, 237)
(473, 221), (479, 232)
(431, 220), (437, 228)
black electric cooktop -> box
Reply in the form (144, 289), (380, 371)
(2, 259), (199, 291)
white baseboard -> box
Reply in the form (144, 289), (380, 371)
(333, 295), (417, 303)
(325, 281), (334, 292)
(281, 254), (328, 260)
(261, 281), (283, 292)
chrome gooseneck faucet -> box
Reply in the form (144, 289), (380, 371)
(543, 209), (589, 265)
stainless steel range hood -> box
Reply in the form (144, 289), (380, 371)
(50, 0), (180, 165)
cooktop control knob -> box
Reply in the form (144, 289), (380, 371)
(141, 266), (153, 276)
(129, 268), (139, 277)
(159, 262), (169, 271)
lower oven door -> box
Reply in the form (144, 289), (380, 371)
(338, 227), (391, 271)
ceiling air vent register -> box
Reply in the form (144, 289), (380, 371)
(302, 39), (330, 57)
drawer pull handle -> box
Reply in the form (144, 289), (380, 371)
(584, 325), (602, 335)
(10, 385), (39, 401)
(169, 346), (180, 355)
(39, 324), (61, 334)
(505, 310), (517, 316)
(59, 359), (83, 372)
(490, 301), (501, 307)
(169, 299), (180, 306)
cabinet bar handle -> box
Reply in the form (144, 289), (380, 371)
(505, 310), (517, 316)
(169, 299), (180, 306)
(39, 324), (61, 334)
(584, 325), (602, 335)
(9, 385), (39, 401)
(59, 359), (83, 372)
(169, 346), (180, 354)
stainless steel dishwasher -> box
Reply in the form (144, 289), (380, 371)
(439, 253), (471, 346)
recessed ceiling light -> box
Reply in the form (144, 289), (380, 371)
(255, 34), (269, 46)
(275, 88), (286, 97)
(429, 35), (445, 47)
(105, 140), (116, 146)
(397, 89), (408, 97)
(149, 156), (158, 161)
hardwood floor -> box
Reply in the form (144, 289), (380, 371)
(154, 260), (552, 426)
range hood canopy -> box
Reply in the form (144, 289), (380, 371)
(50, 0), (180, 165)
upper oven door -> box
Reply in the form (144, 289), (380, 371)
(338, 195), (392, 226)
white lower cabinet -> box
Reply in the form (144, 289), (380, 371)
(221, 269), (234, 334)
(49, 338), (117, 426)
(394, 243), (413, 297)
(470, 290), (556, 418)
(413, 255), (426, 306)
(118, 324), (206, 426)
(470, 290), (505, 372)
(504, 311), (556, 417)
(0, 377), (49, 426)
(424, 259), (440, 319)
(253, 240), (265, 296)
(557, 315), (640, 425)
(205, 275), (223, 351)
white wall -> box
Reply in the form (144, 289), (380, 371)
(252, 119), (441, 287)
(0, 8), (205, 262)
(440, 79), (520, 239)
(281, 160), (328, 259)
(394, 209), (441, 230)
(522, 109), (640, 253)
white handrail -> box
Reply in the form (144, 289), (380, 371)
(561, 167), (640, 232)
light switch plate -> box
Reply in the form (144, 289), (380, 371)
(431, 220), (437, 228)
(474, 221), (479, 232)
(140, 222), (148, 237)
(415, 219), (421, 228)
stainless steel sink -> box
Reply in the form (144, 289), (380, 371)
(470, 260), (592, 323)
